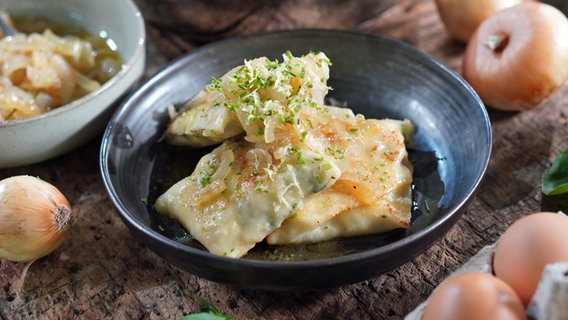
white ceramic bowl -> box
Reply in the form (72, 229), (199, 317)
(0, 0), (145, 168)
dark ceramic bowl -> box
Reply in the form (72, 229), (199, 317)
(100, 30), (491, 290)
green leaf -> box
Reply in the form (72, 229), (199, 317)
(178, 297), (232, 320)
(542, 152), (568, 195)
(179, 313), (230, 320)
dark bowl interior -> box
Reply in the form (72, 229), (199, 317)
(100, 30), (491, 290)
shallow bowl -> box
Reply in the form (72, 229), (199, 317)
(101, 30), (491, 290)
(0, 0), (145, 168)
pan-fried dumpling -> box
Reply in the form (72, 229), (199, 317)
(155, 133), (341, 258)
(165, 51), (331, 147)
(155, 51), (414, 258)
(267, 119), (413, 244)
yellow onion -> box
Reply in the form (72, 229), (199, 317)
(463, 2), (568, 111)
(0, 175), (72, 292)
(0, 175), (72, 263)
(435, 0), (526, 43)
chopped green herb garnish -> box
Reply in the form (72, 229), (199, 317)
(200, 173), (213, 187)
(322, 163), (333, 170)
(225, 102), (237, 112)
(255, 185), (269, 192)
(285, 70), (297, 77)
(206, 77), (223, 92)
(296, 151), (305, 164)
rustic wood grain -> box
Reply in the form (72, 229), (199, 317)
(2, 0), (568, 319)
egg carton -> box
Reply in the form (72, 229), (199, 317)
(405, 215), (568, 319)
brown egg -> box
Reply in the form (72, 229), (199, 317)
(422, 272), (526, 320)
(493, 212), (568, 306)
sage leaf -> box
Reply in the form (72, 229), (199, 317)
(542, 152), (568, 195)
(178, 297), (232, 320)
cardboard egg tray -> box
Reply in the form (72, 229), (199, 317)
(406, 212), (568, 320)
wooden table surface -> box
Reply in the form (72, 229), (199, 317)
(2, 0), (568, 319)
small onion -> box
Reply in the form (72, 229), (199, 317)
(0, 175), (72, 262)
(0, 175), (72, 291)
(435, 0), (526, 43)
(463, 2), (568, 111)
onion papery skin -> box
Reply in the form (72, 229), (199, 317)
(0, 175), (72, 262)
(435, 0), (526, 43)
(463, 2), (568, 112)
